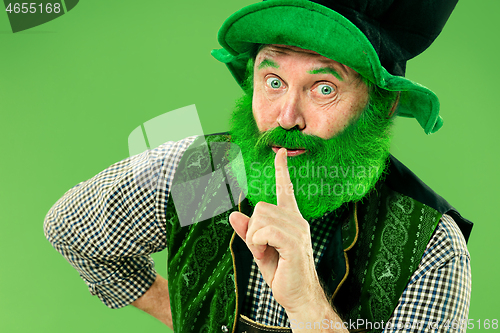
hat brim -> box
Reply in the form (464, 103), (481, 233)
(212, 0), (443, 134)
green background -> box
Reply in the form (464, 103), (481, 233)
(0, 1), (498, 332)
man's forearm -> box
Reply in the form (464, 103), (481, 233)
(285, 282), (348, 333)
(287, 303), (348, 333)
(131, 274), (173, 330)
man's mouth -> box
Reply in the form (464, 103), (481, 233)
(271, 145), (307, 157)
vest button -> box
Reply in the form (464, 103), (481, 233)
(221, 325), (229, 332)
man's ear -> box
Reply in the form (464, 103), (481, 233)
(387, 92), (401, 118)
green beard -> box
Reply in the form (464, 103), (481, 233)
(229, 92), (393, 220)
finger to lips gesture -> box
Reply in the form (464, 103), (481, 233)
(229, 148), (318, 311)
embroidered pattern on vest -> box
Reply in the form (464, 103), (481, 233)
(166, 135), (241, 333)
(335, 183), (441, 332)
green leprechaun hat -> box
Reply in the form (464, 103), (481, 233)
(211, 0), (458, 134)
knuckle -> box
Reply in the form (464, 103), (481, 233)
(300, 217), (310, 229)
(255, 201), (265, 210)
(276, 181), (294, 196)
(254, 201), (271, 212)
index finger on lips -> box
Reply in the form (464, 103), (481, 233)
(275, 148), (300, 212)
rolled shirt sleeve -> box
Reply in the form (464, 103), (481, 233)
(44, 136), (196, 308)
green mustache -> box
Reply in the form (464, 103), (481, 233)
(255, 127), (326, 155)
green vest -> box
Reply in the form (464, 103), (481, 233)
(165, 135), (469, 333)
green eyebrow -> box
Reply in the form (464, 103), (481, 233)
(257, 59), (280, 70)
(308, 67), (344, 81)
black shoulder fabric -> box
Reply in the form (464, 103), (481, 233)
(386, 155), (473, 242)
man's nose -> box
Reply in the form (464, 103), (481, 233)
(276, 90), (305, 130)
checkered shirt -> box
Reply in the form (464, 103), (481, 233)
(44, 137), (196, 308)
(44, 137), (471, 332)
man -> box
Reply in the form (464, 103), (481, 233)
(44, 0), (472, 332)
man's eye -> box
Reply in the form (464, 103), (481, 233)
(317, 84), (334, 95)
(266, 77), (282, 89)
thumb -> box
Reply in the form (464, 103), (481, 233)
(229, 211), (250, 241)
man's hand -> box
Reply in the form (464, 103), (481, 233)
(229, 148), (323, 313)
(229, 148), (348, 332)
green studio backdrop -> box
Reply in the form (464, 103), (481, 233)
(0, 1), (498, 332)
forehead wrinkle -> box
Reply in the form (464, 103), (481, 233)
(258, 45), (289, 58)
(258, 45), (323, 60)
